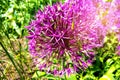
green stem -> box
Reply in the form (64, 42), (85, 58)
(63, 57), (67, 80)
(64, 74), (67, 80)
(0, 42), (23, 79)
(49, 0), (52, 6)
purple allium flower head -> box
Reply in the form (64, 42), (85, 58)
(96, 0), (120, 41)
(113, 0), (120, 41)
(26, 0), (106, 76)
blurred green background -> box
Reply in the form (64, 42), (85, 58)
(0, 0), (120, 80)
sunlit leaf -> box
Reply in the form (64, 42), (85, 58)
(32, 71), (46, 78)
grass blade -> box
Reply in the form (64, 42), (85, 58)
(0, 42), (23, 79)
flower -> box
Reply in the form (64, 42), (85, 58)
(95, 0), (120, 41)
(26, 0), (106, 76)
(113, 0), (120, 41)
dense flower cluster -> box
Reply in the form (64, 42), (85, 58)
(26, 0), (120, 76)
(95, 0), (120, 40)
(111, 0), (120, 41)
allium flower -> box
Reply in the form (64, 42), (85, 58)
(96, 0), (120, 41)
(26, 0), (106, 76)
(113, 0), (120, 41)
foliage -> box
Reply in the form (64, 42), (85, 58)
(0, 0), (63, 79)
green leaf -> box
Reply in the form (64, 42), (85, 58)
(32, 71), (46, 78)
(99, 74), (115, 80)
(67, 74), (76, 80)
(105, 58), (114, 66)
